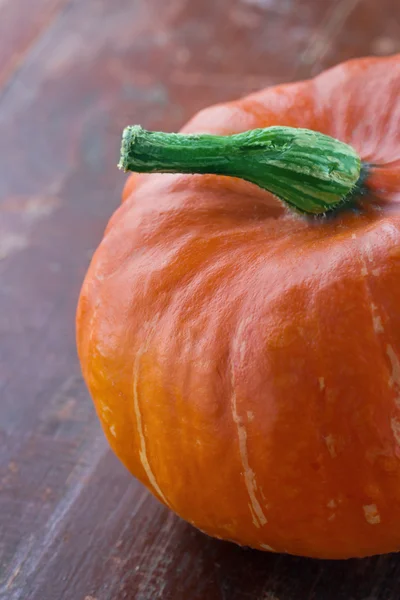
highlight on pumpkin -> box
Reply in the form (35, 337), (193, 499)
(118, 124), (362, 215)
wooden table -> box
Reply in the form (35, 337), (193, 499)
(1, 1), (400, 598)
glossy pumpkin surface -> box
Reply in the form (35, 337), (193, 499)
(77, 54), (400, 559)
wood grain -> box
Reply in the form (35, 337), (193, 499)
(0, 0), (399, 598)
(0, 0), (70, 90)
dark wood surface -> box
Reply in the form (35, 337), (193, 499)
(1, 1), (400, 598)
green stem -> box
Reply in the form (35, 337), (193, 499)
(118, 125), (363, 215)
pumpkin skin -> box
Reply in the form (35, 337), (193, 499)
(77, 54), (400, 559)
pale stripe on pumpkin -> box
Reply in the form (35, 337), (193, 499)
(231, 321), (268, 529)
(133, 346), (170, 507)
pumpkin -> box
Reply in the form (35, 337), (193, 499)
(77, 54), (400, 559)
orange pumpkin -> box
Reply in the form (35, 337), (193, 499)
(77, 54), (400, 559)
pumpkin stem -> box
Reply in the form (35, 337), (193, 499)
(118, 125), (362, 215)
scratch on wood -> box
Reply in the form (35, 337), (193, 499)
(3, 534), (35, 592)
(300, 0), (362, 68)
(0, 233), (29, 260)
(0, 0), (72, 103)
(6, 564), (21, 590)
